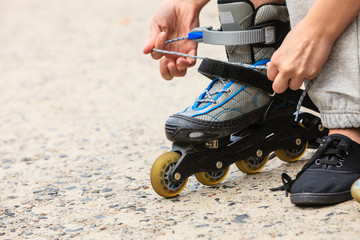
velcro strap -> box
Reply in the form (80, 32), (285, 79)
(198, 58), (319, 112)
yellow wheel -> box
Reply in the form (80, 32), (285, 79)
(150, 152), (188, 198)
(275, 141), (308, 163)
(236, 155), (269, 174)
(275, 121), (308, 162)
(351, 178), (360, 204)
(194, 166), (230, 186)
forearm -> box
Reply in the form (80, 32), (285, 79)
(303, 0), (360, 43)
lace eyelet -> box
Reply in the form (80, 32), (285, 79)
(226, 89), (232, 94)
(268, 91), (276, 97)
(336, 162), (343, 168)
(213, 101), (218, 105)
(315, 159), (321, 165)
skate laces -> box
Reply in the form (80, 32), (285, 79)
(193, 58), (269, 107)
(194, 77), (233, 106)
(294, 79), (315, 121)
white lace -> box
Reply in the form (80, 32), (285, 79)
(195, 78), (232, 104)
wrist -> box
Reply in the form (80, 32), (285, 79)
(166, 0), (210, 12)
(192, 0), (211, 9)
(299, 16), (338, 46)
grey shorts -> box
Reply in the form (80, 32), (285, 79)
(286, 0), (360, 129)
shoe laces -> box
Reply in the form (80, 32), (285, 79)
(193, 59), (269, 107)
(271, 137), (353, 196)
(312, 138), (352, 167)
(194, 77), (234, 106)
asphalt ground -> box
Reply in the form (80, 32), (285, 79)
(0, 1), (359, 239)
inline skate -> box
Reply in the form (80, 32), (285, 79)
(150, 0), (328, 198)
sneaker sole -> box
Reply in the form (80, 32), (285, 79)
(290, 191), (352, 206)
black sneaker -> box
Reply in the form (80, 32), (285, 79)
(279, 134), (360, 206)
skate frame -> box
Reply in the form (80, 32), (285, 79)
(168, 98), (328, 183)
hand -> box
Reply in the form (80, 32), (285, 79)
(143, 0), (208, 80)
(267, 19), (334, 93)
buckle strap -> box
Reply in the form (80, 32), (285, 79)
(198, 58), (320, 112)
(190, 26), (276, 45)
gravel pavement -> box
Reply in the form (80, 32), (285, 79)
(0, 0), (359, 239)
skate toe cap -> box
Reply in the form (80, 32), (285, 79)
(165, 114), (220, 143)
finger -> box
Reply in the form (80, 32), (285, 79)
(288, 77), (304, 91)
(176, 48), (197, 69)
(168, 61), (186, 78)
(160, 58), (173, 80)
(143, 23), (161, 54)
(143, 36), (157, 54)
(151, 32), (168, 60)
(266, 62), (278, 81)
(184, 47), (197, 67)
(272, 72), (290, 94)
(176, 57), (196, 69)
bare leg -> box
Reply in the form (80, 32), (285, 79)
(329, 128), (360, 143)
(251, 0), (285, 8)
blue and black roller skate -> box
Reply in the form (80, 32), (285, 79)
(150, 0), (328, 198)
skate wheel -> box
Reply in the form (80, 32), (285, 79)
(236, 155), (269, 174)
(150, 152), (188, 198)
(351, 178), (360, 204)
(274, 141), (308, 163)
(194, 166), (230, 186)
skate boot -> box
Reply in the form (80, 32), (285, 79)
(150, 0), (328, 198)
(165, 0), (290, 143)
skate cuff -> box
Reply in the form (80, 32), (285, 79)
(189, 26), (276, 45)
(198, 58), (319, 112)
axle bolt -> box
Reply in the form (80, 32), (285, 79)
(256, 150), (263, 158)
(318, 124), (324, 132)
(296, 138), (302, 146)
(174, 173), (181, 181)
(216, 161), (223, 169)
